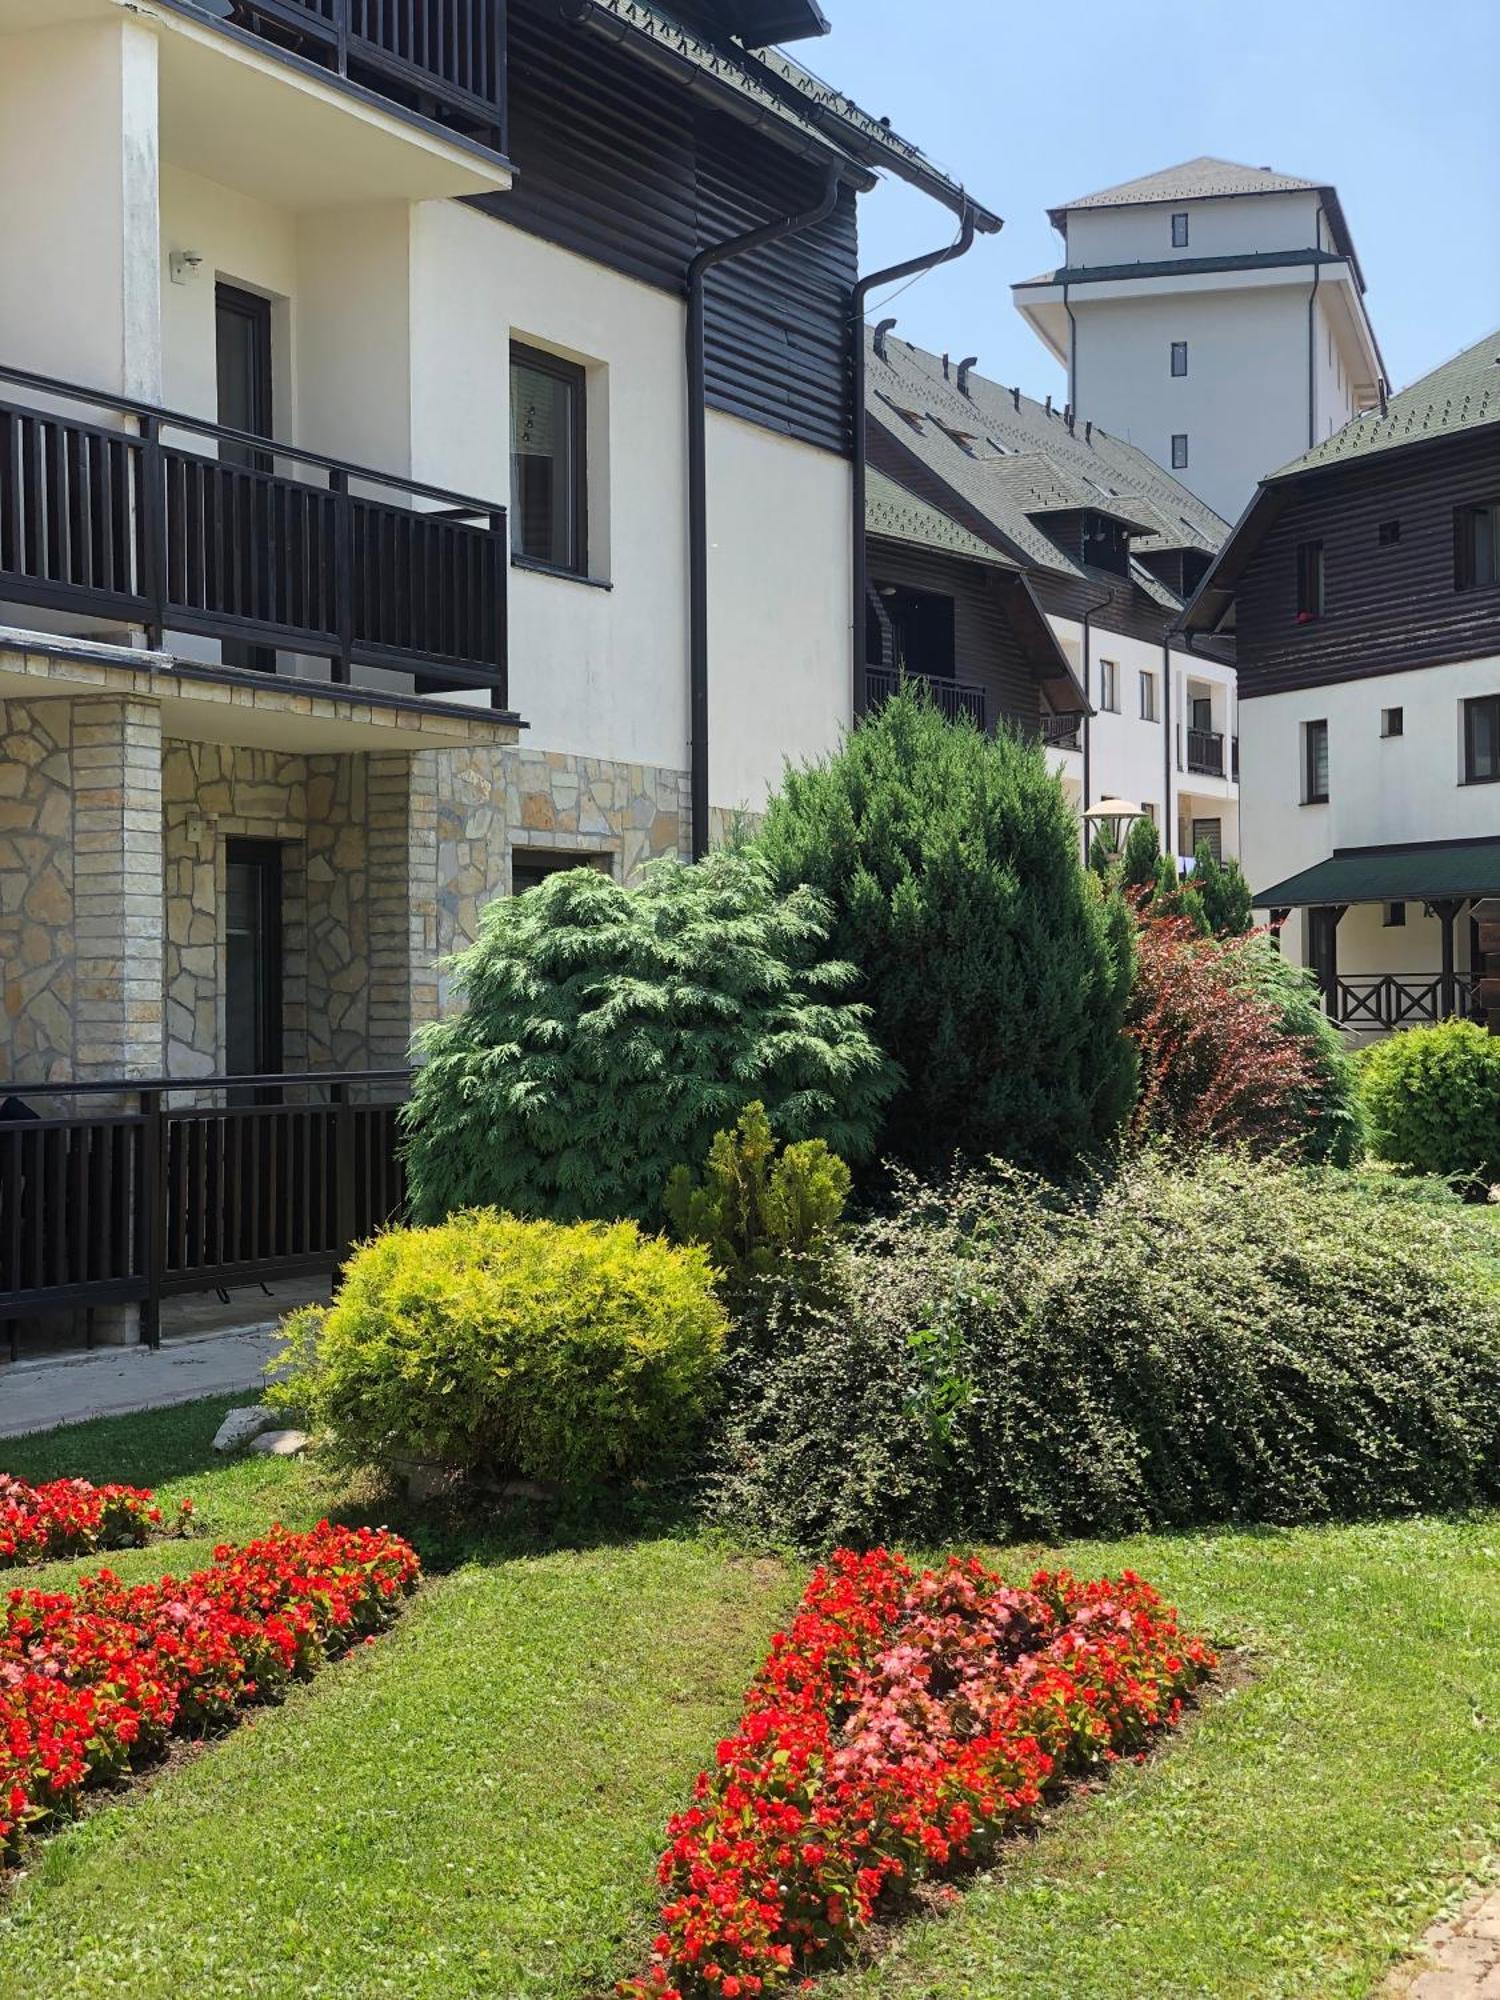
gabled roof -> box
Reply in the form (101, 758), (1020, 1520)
(1270, 329), (1500, 478)
(865, 332), (1230, 596)
(1182, 328), (1500, 636)
(866, 468), (1019, 567)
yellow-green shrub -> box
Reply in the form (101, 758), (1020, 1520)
(274, 1210), (727, 1487)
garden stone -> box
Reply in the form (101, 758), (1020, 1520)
(248, 1428), (309, 1458)
(212, 1405), (279, 1454)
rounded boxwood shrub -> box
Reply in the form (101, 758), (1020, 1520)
(402, 849), (897, 1226)
(712, 1150), (1500, 1549)
(275, 1211), (727, 1488)
(1361, 1019), (1500, 1194)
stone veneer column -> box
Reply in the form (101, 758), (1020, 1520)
(72, 697), (164, 1080)
(366, 753), (427, 1064)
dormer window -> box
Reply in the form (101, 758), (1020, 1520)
(1171, 211), (1189, 247)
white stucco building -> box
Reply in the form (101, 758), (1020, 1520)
(1013, 157), (1386, 526)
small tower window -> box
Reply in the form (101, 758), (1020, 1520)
(1381, 706), (1404, 738)
(1171, 212), (1189, 247)
(1171, 433), (1189, 470)
(1171, 341), (1188, 377)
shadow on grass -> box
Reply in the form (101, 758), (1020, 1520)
(0, 1394), (246, 1491)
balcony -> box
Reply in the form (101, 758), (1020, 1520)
(1042, 710), (1083, 752)
(1327, 974), (1482, 1034)
(1187, 727), (1226, 777)
(0, 365), (509, 708)
(179, 0), (506, 154)
(864, 665), (987, 730)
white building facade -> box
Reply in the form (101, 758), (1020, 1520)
(1014, 157), (1385, 526)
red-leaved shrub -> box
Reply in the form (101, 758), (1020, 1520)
(0, 1473), (191, 1568)
(0, 1521), (420, 1863)
(620, 1549), (1215, 1997)
(1128, 912), (1329, 1156)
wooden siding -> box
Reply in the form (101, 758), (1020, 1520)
(866, 539), (1042, 732)
(1235, 432), (1500, 698)
(479, 0), (857, 456)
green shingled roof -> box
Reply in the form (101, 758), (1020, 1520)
(1255, 841), (1500, 909)
(866, 469), (1017, 565)
(1270, 329), (1500, 479)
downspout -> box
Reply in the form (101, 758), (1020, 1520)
(1078, 580), (1113, 826)
(1306, 205), (1325, 448)
(1162, 631), (1174, 863)
(852, 204), (981, 721)
(687, 161), (842, 859)
(1063, 278), (1078, 413)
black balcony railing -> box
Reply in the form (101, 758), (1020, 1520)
(1187, 727), (1226, 776)
(864, 666), (987, 730)
(1329, 974), (1482, 1033)
(0, 1070), (410, 1354)
(0, 366), (508, 705)
(213, 0), (506, 151)
(1041, 711), (1083, 751)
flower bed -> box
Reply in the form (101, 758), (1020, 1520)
(0, 1473), (191, 1568)
(1, 1521), (420, 1864)
(622, 1550), (1217, 1997)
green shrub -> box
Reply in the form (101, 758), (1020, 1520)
(757, 687), (1137, 1177)
(1361, 1019), (1500, 1193)
(274, 1210), (727, 1487)
(1193, 840), (1254, 936)
(711, 1151), (1500, 1549)
(663, 1100), (849, 1288)
(402, 849), (897, 1225)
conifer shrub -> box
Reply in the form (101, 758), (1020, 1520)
(1193, 839), (1254, 936)
(711, 1151), (1500, 1549)
(1361, 1019), (1500, 1194)
(663, 1100), (849, 1290)
(401, 851), (897, 1225)
(757, 689), (1137, 1177)
(274, 1211), (726, 1487)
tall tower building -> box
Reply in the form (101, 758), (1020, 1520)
(1013, 157), (1385, 523)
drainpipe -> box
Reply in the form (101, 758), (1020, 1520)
(687, 162), (842, 859)
(1162, 632), (1174, 864)
(1306, 205), (1325, 447)
(1063, 278), (1078, 413)
(852, 204), (981, 721)
(1078, 581), (1113, 834)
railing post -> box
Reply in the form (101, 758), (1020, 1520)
(140, 413), (167, 650)
(139, 1087), (165, 1350)
(331, 467), (353, 683)
(335, 0), (350, 80)
(490, 509), (508, 711)
(332, 1081), (356, 1284)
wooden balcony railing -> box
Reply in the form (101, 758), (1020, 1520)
(0, 1071), (411, 1354)
(212, 0), (506, 151)
(1041, 711), (1083, 752)
(864, 666), (987, 730)
(0, 366), (508, 705)
(1187, 727), (1226, 776)
(1328, 974), (1482, 1033)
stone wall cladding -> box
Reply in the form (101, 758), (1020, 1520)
(0, 698), (76, 1079)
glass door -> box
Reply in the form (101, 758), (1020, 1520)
(215, 283), (276, 671)
(225, 840), (283, 1086)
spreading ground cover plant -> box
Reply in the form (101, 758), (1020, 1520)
(758, 688), (1136, 1179)
(620, 1549), (1215, 1997)
(0, 1519), (419, 1865)
(713, 1151), (1500, 1550)
(0, 1473), (190, 1567)
(1362, 1018), (1500, 1194)
(402, 849), (897, 1226)
(275, 1209), (727, 1487)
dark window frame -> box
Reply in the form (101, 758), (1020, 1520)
(510, 848), (616, 896)
(224, 837), (284, 1094)
(510, 340), (589, 578)
(1099, 657), (1120, 712)
(1383, 901), (1407, 928)
(1381, 706), (1404, 738)
(1454, 498), (1500, 592)
(1170, 340), (1188, 377)
(1170, 211), (1189, 247)
(1378, 518), (1401, 546)
(1303, 718), (1330, 804)
(1463, 693), (1500, 786)
(1170, 432), (1188, 469)
(1296, 539), (1325, 621)
(1139, 669), (1158, 722)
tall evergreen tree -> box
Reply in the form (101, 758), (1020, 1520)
(757, 690), (1137, 1178)
(1193, 839), (1255, 936)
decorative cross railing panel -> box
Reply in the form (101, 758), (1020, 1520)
(1329, 975), (1482, 1032)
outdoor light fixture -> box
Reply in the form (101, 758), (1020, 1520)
(1082, 798), (1147, 849)
(169, 250), (205, 286)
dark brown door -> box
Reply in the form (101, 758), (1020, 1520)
(1307, 908), (1340, 1014)
(216, 284), (275, 672)
(225, 839), (284, 1083)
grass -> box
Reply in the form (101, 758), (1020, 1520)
(1, 1400), (1498, 2000)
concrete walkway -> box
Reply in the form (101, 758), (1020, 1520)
(1395, 1887), (1500, 1998)
(0, 1326), (284, 1439)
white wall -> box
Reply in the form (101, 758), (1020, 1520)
(160, 164), (298, 423)
(0, 18), (161, 399)
(1065, 190), (1322, 269)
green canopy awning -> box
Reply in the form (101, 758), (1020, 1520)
(1255, 841), (1500, 909)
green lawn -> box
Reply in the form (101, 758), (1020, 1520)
(2, 1399), (1498, 2000)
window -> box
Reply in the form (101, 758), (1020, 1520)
(510, 342), (587, 574)
(1171, 433), (1189, 470)
(1303, 718), (1330, 803)
(1191, 817), (1223, 863)
(224, 840), (283, 1087)
(1170, 341), (1188, 378)
(1455, 500), (1500, 591)
(1171, 211), (1189, 247)
(1381, 706), (1404, 738)
(1139, 670), (1158, 722)
(511, 849), (613, 896)
(1378, 519), (1401, 546)
(1383, 902), (1407, 928)
(1099, 658), (1120, 712)
(1464, 694), (1500, 784)
(1142, 801), (1158, 826)
(1296, 540), (1325, 621)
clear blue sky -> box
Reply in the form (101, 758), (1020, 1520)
(813, 0), (1499, 401)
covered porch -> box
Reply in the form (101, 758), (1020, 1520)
(1256, 841), (1500, 1040)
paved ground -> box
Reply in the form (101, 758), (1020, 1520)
(0, 1325), (285, 1439)
(1395, 1887), (1500, 1998)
